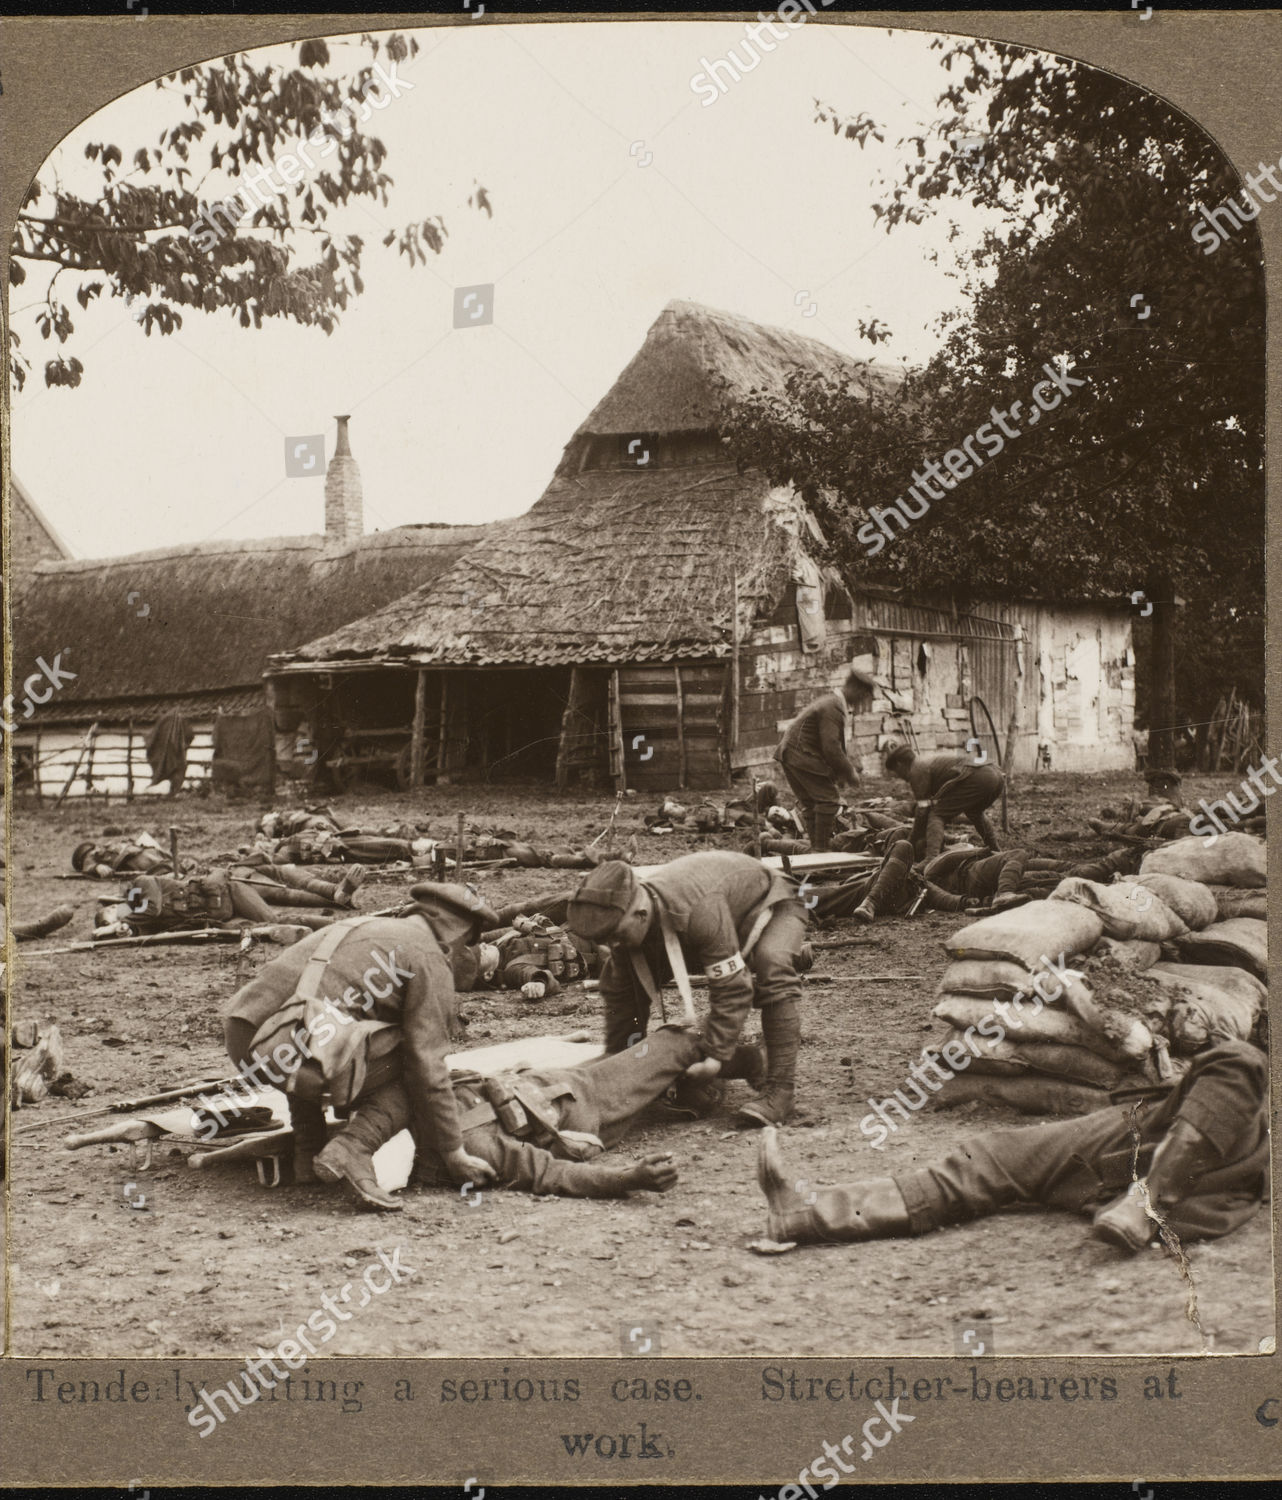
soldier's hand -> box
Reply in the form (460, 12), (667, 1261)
(443, 1147), (496, 1185)
(684, 1056), (722, 1080)
(627, 1153), (678, 1192)
(520, 981), (547, 1000)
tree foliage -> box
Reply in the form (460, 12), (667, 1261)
(10, 31), (489, 390)
(723, 40), (1264, 742)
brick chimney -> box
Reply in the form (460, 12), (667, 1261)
(324, 414), (363, 543)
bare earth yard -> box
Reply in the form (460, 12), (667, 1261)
(4, 771), (1271, 1361)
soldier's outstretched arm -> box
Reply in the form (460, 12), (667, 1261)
(494, 1136), (678, 1198)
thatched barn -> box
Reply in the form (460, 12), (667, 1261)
(9, 418), (484, 797)
(268, 302), (1137, 790)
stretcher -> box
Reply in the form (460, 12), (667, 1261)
(61, 1031), (604, 1189)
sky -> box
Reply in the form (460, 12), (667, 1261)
(10, 19), (1010, 559)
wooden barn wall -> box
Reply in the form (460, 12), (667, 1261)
(11, 724), (215, 799)
(617, 662), (729, 790)
(735, 585), (1135, 779)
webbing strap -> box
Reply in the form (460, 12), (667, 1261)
(657, 909), (698, 1027)
(296, 914), (382, 1007)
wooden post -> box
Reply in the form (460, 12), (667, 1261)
(125, 721), (135, 801)
(749, 775), (762, 860)
(455, 810), (467, 879)
(410, 670), (428, 787)
(437, 676), (449, 780)
(730, 572), (741, 761)
(608, 669), (625, 793)
(169, 826), (181, 877)
(673, 665), (687, 789)
(54, 722), (99, 807)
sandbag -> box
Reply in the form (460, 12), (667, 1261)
(933, 995), (1132, 1061)
(1092, 936), (1161, 971)
(930, 1071), (1111, 1116)
(936, 957), (1093, 1009)
(1206, 885), (1267, 921)
(1048, 877), (1186, 942)
(928, 1028), (1131, 1088)
(946, 900), (1103, 969)
(1146, 962), (1265, 1051)
(1131, 872), (1218, 931)
(1139, 831), (1265, 888)
(1171, 917), (1267, 981)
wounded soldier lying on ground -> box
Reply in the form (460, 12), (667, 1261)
(221, 881), (757, 1209)
(813, 842), (1145, 925)
(72, 832), (170, 877)
(753, 1036), (1268, 1255)
(94, 862), (366, 938)
(453, 916), (606, 1002)
(250, 809), (434, 866)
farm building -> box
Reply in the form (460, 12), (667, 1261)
(8, 472), (74, 572)
(8, 418), (485, 798)
(268, 302), (1137, 789)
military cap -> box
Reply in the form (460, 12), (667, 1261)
(566, 860), (642, 942)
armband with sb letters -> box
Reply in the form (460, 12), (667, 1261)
(705, 952), (746, 981)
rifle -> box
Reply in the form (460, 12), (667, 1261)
(10, 1073), (244, 1136)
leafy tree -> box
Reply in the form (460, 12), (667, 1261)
(724, 40), (1264, 768)
(10, 31), (491, 391)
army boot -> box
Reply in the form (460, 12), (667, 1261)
(1092, 1120), (1224, 1253)
(735, 999), (799, 1127)
(757, 1127), (911, 1244)
(314, 1080), (410, 1211)
(287, 1096), (329, 1185)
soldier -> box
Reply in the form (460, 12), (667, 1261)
(413, 1025), (764, 1198)
(221, 885), (500, 1212)
(816, 841), (1147, 926)
(93, 862), (366, 938)
(752, 1038), (1267, 1254)
(565, 850), (808, 1127)
(72, 833), (170, 878)
(776, 668), (876, 852)
(883, 744), (1005, 861)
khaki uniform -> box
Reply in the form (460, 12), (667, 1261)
(597, 851), (805, 1061)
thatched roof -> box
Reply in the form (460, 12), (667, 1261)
(571, 298), (902, 438)
(273, 301), (897, 672)
(12, 525), (484, 721)
(273, 467), (815, 669)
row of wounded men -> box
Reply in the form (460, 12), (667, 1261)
(146, 764), (1264, 1260)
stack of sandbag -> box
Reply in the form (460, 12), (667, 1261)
(927, 899), (1165, 1117)
(1138, 831), (1265, 888)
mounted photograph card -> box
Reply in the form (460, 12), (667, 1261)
(1, 4), (1275, 1487)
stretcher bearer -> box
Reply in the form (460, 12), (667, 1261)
(776, 668), (876, 852)
(884, 744), (1005, 861)
(566, 851), (808, 1127)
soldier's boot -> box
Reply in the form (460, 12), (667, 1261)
(735, 999), (799, 1128)
(810, 809), (836, 853)
(665, 1037), (769, 1117)
(969, 810), (1001, 853)
(334, 863), (368, 907)
(757, 1127), (911, 1244)
(989, 850), (1028, 912)
(314, 1081), (410, 1212)
(288, 1096), (329, 1185)
(1092, 1120), (1224, 1253)
(721, 1041), (767, 1090)
(854, 840), (915, 923)
(921, 811), (949, 862)
(11, 905), (75, 940)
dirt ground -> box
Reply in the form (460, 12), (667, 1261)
(4, 770), (1272, 1361)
